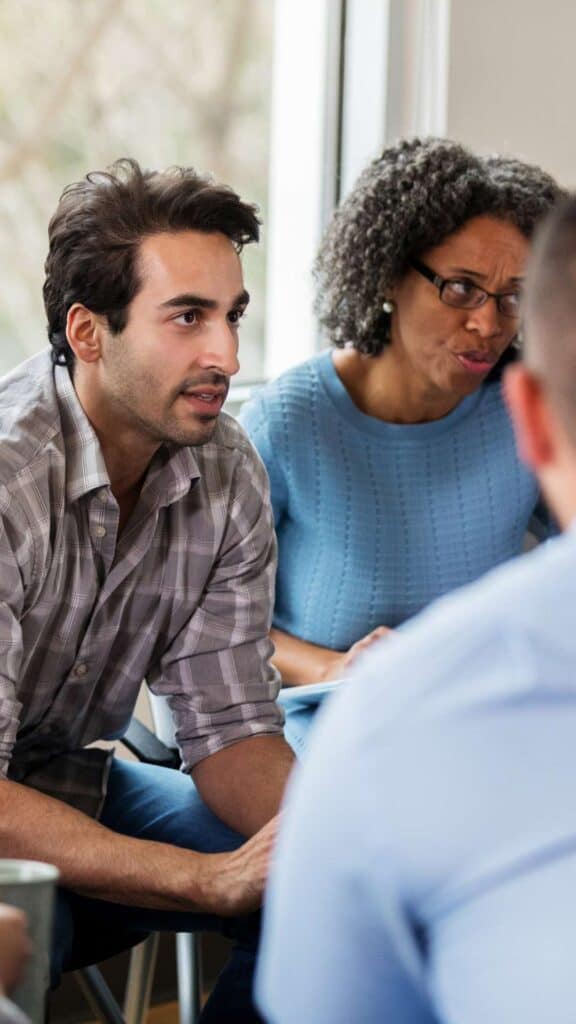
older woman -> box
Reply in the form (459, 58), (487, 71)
(240, 137), (563, 688)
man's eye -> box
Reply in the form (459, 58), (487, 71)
(228, 308), (246, 326)
(174, 310), (198, 326)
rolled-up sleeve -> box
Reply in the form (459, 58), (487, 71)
(148, 445), (284, 770)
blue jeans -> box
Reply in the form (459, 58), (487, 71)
(52, 758), (263, 1023)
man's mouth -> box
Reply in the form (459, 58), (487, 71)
(453, 350), (497, 375)
(179, 386), (227, 415)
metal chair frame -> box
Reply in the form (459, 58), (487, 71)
(73, 715), (202, 1024)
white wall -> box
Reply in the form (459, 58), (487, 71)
(341, 0), (576, 191)
(447, 0), (576, 187)
(263, 1), (576, 378)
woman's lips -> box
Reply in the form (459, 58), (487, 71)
(454, 351), (497, 375)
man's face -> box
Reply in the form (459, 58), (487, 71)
(99, 230), (247, 447)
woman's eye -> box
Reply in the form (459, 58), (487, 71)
(446, 279), (476, 298)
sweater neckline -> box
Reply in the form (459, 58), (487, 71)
(316, 349), (486, 441)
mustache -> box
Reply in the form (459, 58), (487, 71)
(177, 372), (230, 393)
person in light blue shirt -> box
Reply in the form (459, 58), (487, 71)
(256, 196), (576, 1023)
(240, 139), (562, 692)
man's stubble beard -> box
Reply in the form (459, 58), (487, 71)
(106, 364), (221, 449)
(131, 398), (220, 448)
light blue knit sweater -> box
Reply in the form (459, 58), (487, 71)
(239, 350), (548, 651)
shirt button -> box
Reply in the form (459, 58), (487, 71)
(74, 663), (88, 678)
(94, 525), (107, 538)
(98, 488), (108, 502)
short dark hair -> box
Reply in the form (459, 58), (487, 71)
(43, 157), (261, 367)
(315, 137), (564, 359)
(525, 195), (576, 447)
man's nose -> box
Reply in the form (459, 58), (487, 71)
(465, 298), (503, 338)
(197, 323), (240, 376)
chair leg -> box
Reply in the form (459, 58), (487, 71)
(176, 933), (202, 1024)
(124, 933), (160, 1024)
(75, 965), (126, 1024)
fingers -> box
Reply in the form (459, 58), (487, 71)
(0, 905), (31, 993)
(206, 815), (282, 917)
(239, 814), (279, 874)
(369, 625), (394, 640)
(248, 813), (280, 844)
(343, 625), (394, 668)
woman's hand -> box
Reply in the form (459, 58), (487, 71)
(320, 626), (394, 680)
(271, 625), (394, 686)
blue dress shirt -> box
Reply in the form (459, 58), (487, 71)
(257, 524), (576, 1024)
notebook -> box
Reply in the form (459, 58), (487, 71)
(277, 679), (343, 710)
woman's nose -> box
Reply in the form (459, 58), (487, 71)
(465, 297), (503, 338)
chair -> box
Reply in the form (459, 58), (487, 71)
(147, 692), (203, 1024)
(73, 708), (202, 1024)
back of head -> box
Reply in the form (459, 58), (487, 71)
(524, 196), (576, 448)
(315, 136), (564, 355)
(43, 157), (261, 367)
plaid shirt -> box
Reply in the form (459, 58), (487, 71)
(0, 351), (283, 817)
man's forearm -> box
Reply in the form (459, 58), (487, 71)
(0, 778), (273, 915)
(192, 734), (295, 837)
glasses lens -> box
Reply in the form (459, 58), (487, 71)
(440, 280), (485, 309)
(498, 293), (521, 317)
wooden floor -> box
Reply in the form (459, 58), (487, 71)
(84, 1003), (181, 1024)
(143, 1003), (181, 1024)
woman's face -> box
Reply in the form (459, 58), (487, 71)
(389, 215), (529, 401)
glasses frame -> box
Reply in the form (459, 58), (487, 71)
(411, 259), (521, 318)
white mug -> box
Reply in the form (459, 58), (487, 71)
(0, 860), (60, 1024)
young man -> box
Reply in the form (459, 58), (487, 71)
(0, 159), (294, 1021)
(257, 196), (576, 1023)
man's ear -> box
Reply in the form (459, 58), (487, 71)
(504, 363), (555, 470)
(66, 304), (105, 364)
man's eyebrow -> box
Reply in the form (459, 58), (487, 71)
(159, 289), (250, 310)
(449, 266), (524, 284)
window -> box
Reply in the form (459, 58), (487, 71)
(0, 0), (273, 380)
(0, 0), (454, 386)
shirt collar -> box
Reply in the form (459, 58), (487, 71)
(55, 363), (201, 507)
(55, 364), (111, 503)
(141, 444), (201, 509)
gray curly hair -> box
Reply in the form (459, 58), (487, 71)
(315, 136), (565, 356)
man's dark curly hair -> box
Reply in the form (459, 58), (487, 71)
(44, 157), (261, 367)
(315, 137), (565, 357)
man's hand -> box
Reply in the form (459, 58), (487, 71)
(201, 815), (280, 916)
(0, 905), (31, 995)
(0, 777), (285, 916)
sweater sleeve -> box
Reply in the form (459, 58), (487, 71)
(238, 391), (289, 530)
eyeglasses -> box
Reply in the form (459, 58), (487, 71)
(411, 259), (521, 318)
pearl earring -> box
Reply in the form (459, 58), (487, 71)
(382, 299), (394, 314)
